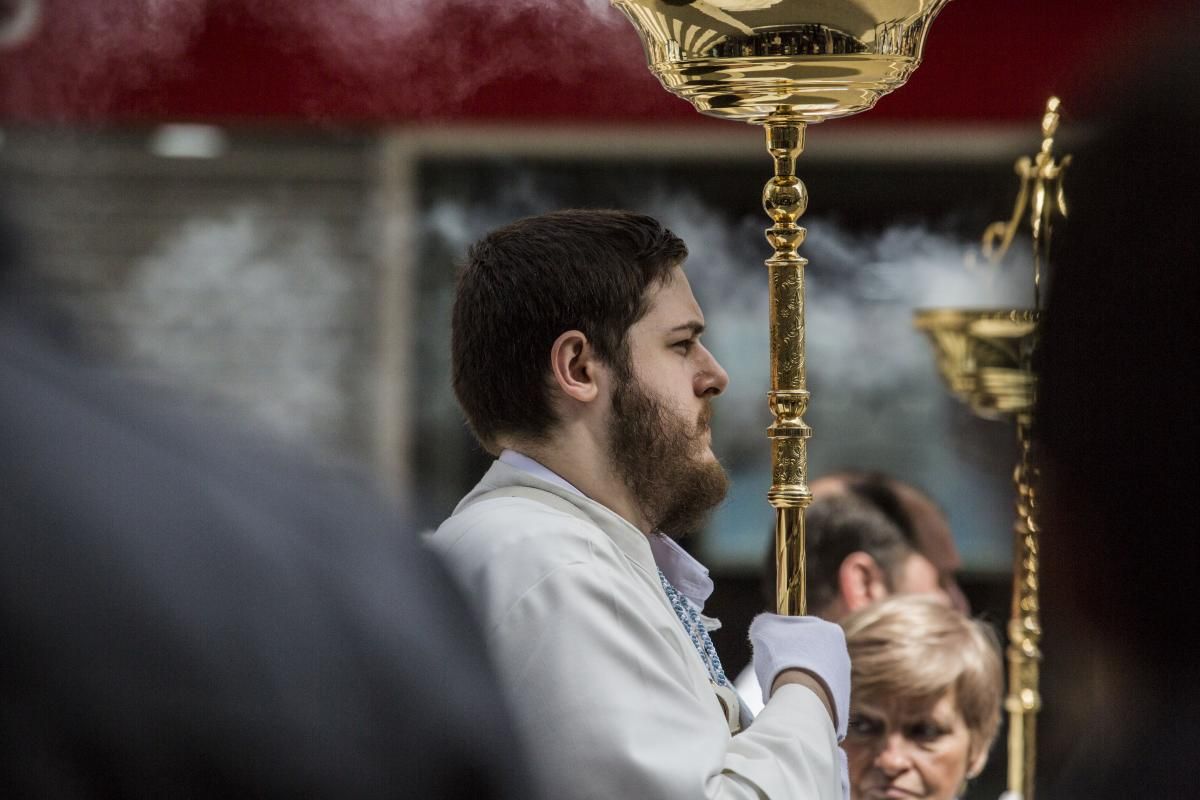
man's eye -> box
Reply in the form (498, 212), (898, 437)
(672, 340), (695, 353)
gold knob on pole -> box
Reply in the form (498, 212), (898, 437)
(610, 0), (955, 616)
(763, 117), (811, 616)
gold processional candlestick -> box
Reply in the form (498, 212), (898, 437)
(611, 0), (954, 615)
(914, 97), (1069, 800)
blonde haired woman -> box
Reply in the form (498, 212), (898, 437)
(842, 595), (1003, 800)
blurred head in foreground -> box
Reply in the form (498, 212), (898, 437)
(0, 211), (532, 797)
(841, 596), (1002, 800)
(1035, 6), (1199, 795)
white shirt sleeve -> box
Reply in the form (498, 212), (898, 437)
(483, 544), (842, 800)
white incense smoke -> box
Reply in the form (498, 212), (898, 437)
(1, 0), (209, 118)
(246, 0), (634, 112)
(109, 204), (359, 450)
(426, 184), (1031, 570)
(3, 0), (633, 118)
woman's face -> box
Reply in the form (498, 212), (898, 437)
(843, 688), (981, 800)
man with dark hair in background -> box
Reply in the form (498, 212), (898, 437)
(0, 206), (533, 797)
(794, 492), (924, 617)
(430, 209), (850, 799)
(801, 472), (967, 617)
(734, 471), (965, 713)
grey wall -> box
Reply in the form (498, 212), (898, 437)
(1, 128), (384, 466)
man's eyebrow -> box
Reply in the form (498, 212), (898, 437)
(667, 321), (705, 336)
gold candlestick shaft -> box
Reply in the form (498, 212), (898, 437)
(611, 0), (956, 618)
(1006, 415), (1042, 799)
(917, 98), (1066, 798)
(763, 118), (812, 616)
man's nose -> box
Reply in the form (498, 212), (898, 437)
(696, 344), (729, 397)
(875, 735), (913, 776)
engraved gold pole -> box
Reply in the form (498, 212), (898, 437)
(610, 0), (955, 616)
(1007, 412), (1041, 800)
(763, 118), (812, 616)
(914, 96), (1068, 800)
(980, 97), (1070, 311)
(912, 307), (1042, 800)
(996, 97), (1065, 800)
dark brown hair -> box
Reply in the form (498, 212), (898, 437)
(451, 210), (686, 452)
(760, 475), (920, 614)
(801, 493), (915, 614)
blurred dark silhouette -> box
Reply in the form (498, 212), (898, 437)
(0, 209), (534, 797)
(1035, 8), (1200, 797)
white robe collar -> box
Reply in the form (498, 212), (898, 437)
(498, 449), (714, 611)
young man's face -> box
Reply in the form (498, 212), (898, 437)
(605, 266), (730, 537)
(624, 266), (728, 454)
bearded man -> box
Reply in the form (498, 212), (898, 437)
(429, 210), (849, 800)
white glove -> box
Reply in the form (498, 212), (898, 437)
(749, 613), (851, 740)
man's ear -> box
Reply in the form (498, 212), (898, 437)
(549, 330), (602, 404)
(838, 552), (890, 613)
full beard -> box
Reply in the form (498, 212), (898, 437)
(607, 374), (729, 539)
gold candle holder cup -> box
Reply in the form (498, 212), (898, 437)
(612, 0), (954, 614)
